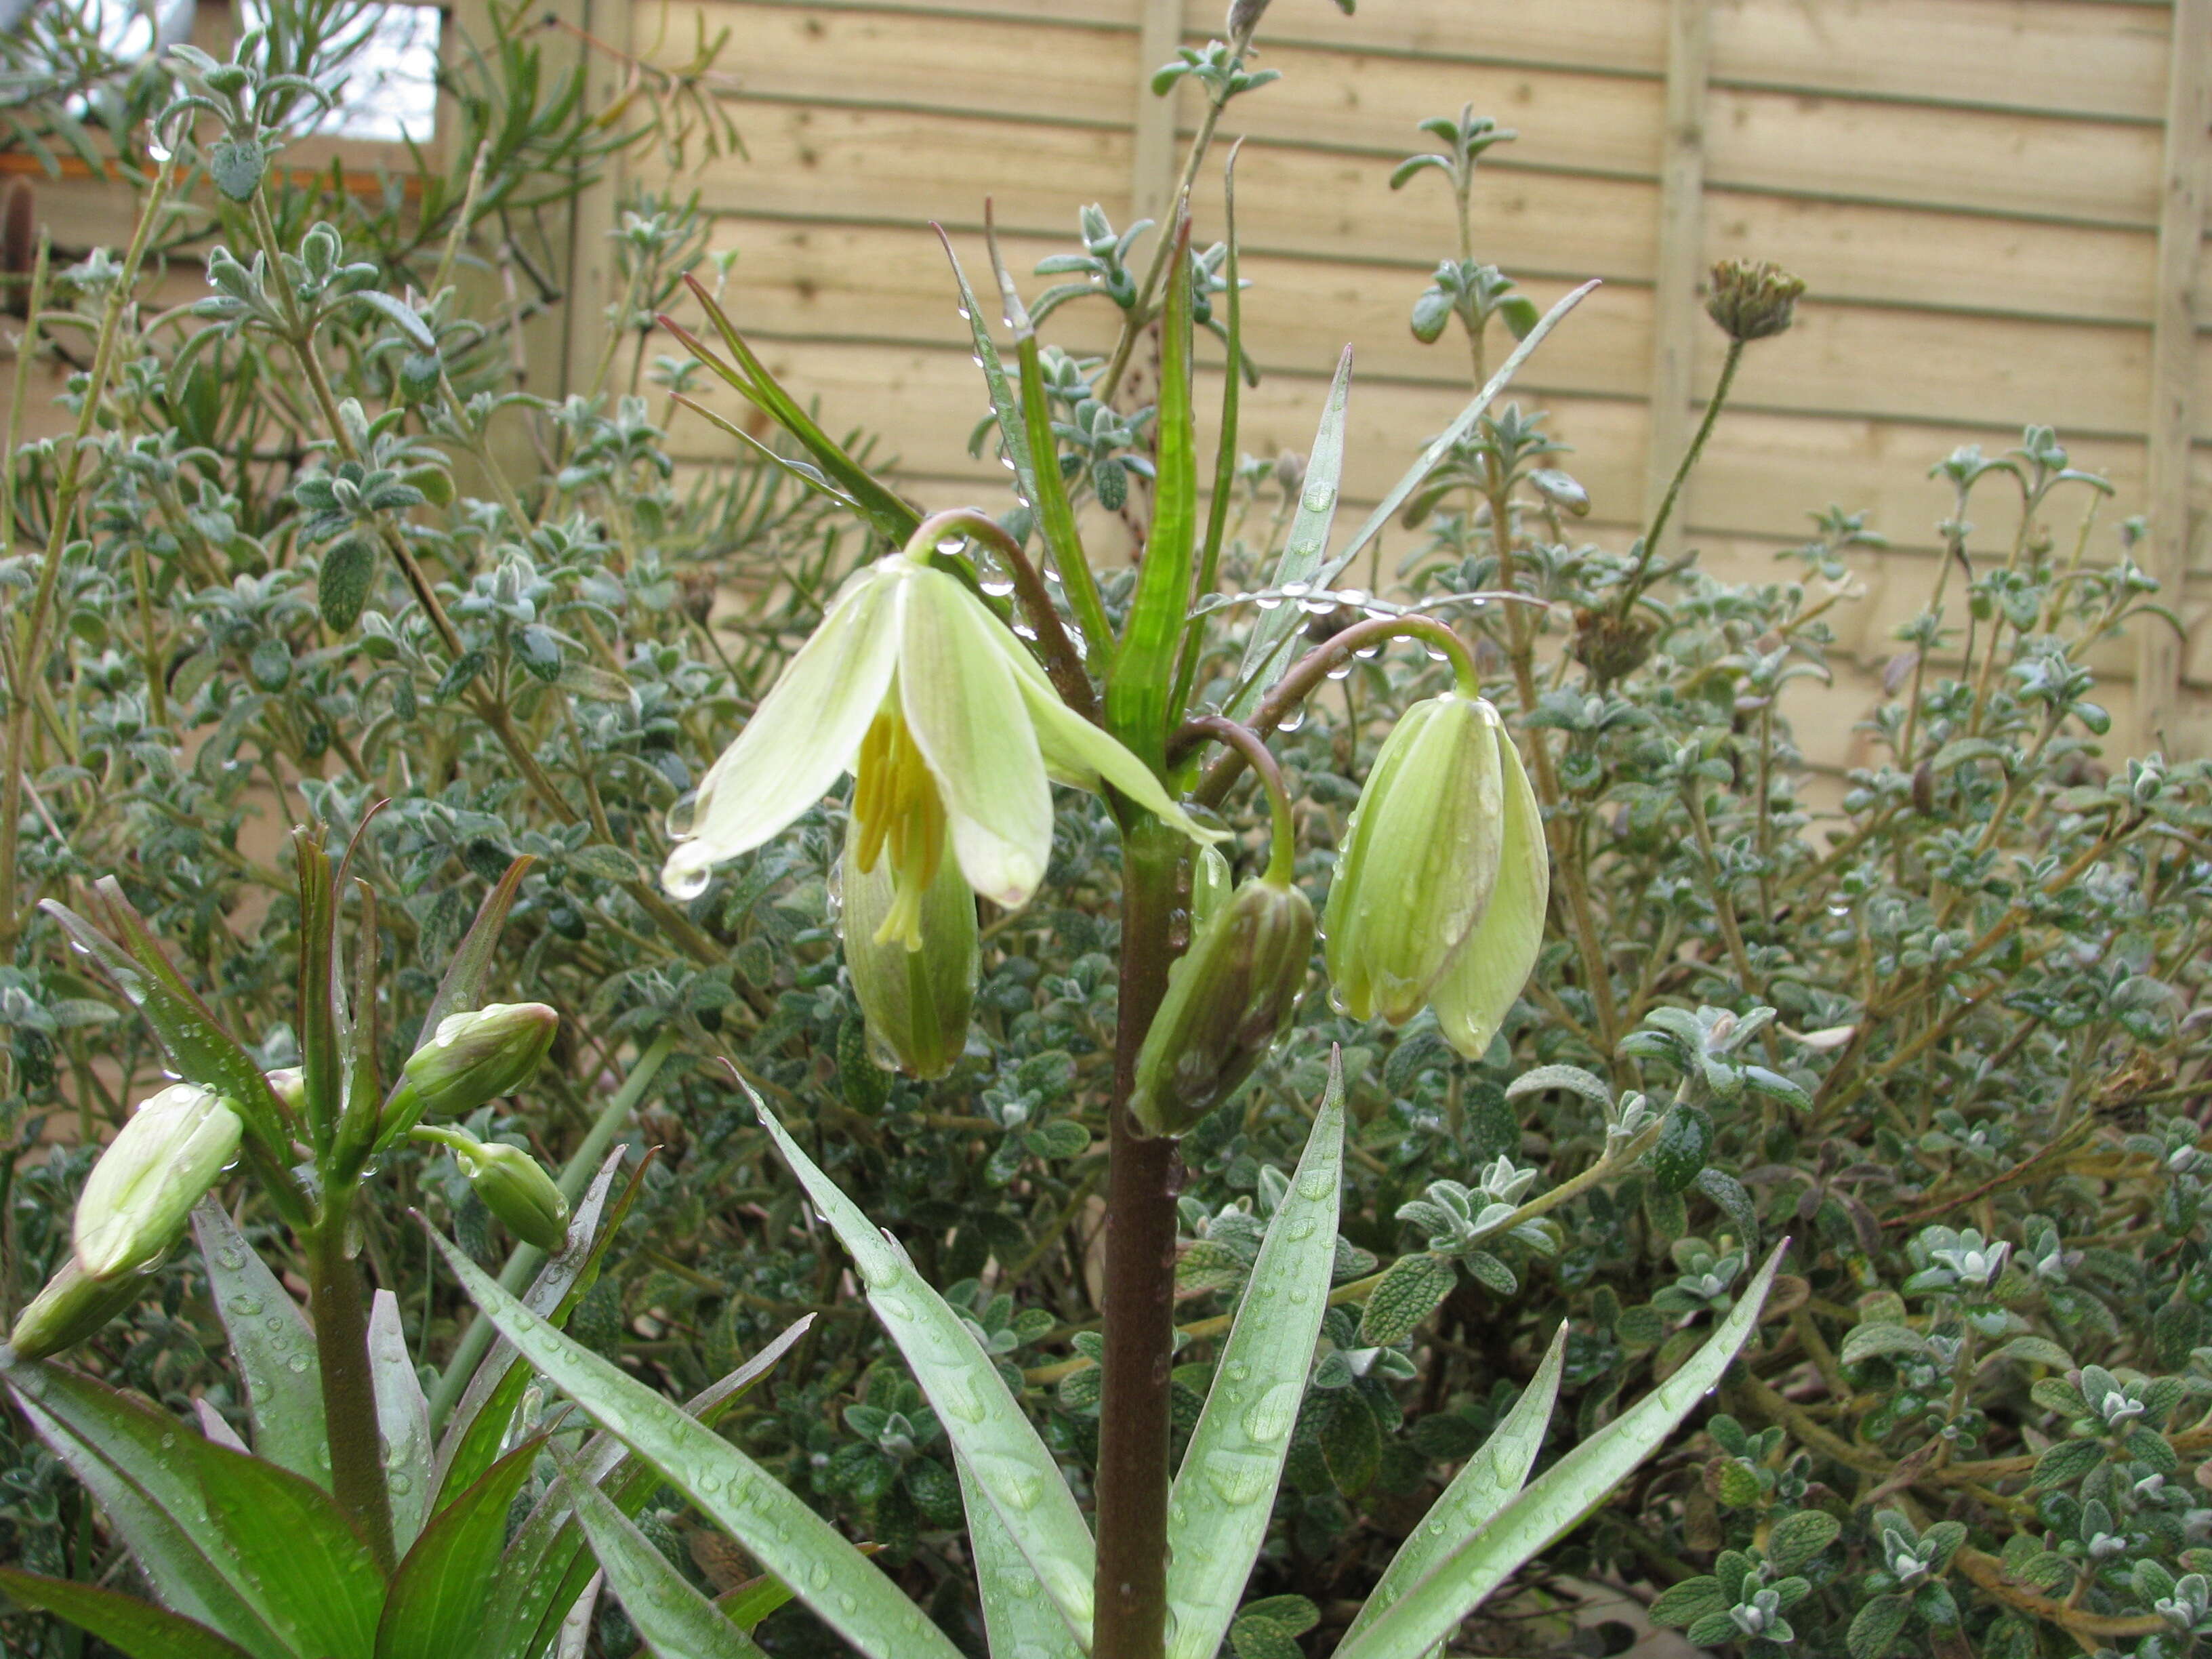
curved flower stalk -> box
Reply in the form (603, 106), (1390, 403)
(662, 548), (1221, 921)
(1325, 690), (1549, 1057)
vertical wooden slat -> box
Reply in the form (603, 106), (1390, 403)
(1641, 0), (1711, 552)
(1130, 0), (1184, 228)
(2137, 0), (2209, 754)
(560, 0), (632, 400)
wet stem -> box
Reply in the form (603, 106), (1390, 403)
(306, 1192), (398, 1574)
(1094, 819), (1185, 1659)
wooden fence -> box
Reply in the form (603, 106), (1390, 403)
(617, 0), (2212, 773)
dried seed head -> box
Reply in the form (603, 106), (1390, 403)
(1705, 259), (1805, 343)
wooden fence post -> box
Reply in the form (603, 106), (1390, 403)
(2139, 0), (2209, 756)
(1131, 0), (1184, 228)
(1642, 0), (1712, 554)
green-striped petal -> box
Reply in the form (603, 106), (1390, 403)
(1432, 725), (1550, 1059)
(663, 567), (899, 895)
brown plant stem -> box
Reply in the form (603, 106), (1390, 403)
(907, 506), (1096, 720)
(1094, 819), (1185, 1659)
(306, 1199), (397, 1574)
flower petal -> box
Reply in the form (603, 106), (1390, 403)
(1432, 724), (1550, 1059)
(895, 567), (1053, 908)
(972, 619), (1225, 851)
(661, 567), (898, 894)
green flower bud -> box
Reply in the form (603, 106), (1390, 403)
(1706, 258), (1805, 344)
(385, 1002), (558, 1141)
(1324, 693), (1549, 1053)
(420, 1125), (571, 1252)
(839, 823), (977, 1080)
(266, 1065), (306, 1120)
(73, 1083), (243, 1281)
(1131, 874), (1315, 1136)
(8, 1254), (147, 1359)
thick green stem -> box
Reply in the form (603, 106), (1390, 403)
(306, 1199), (396, 1574)
(1094, 822), (1185, 1659)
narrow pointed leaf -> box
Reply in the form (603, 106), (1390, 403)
(1107, 215), (1197, 768)
(375, 1437), (544, 1659)
(419, 855), (534, 1040)
(1335, 1242), (1786, 1659)
(671, 393), (865, 514)
(184, 1436), (384, 1659)
(426, 1232), (964, 1659)
(957, 1452), (1084, 1659)
(933, 225), (1043, 527)
(1228, 344), (1351, 722)
(41, 885), (288, 1157)
(1173, 142), (1247, 721)
(432, 1149), (630, 1505)
(753, 1101), (1095, 1644)
(1165, 1052), (1345, 1659)
(490, 1318), (814, 1659)
(192, 1200), (326, 1488)
(368, 1290), (434, 1553)
(558, 1454), (770, 1659)
(4, 1357), (296, 1658)
(0, 1567), (256, 1659)
(1338, 1324), (1566, 1649)
(674, 279), (920, 545)
(1317, 281), (1598, 592)
(1015, 332), (1110, 657)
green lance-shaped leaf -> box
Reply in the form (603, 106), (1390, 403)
(752, 1099), (1096, 1645)
(558, 1450), (770, 1659)
(42, 883), (289, 1160)
(1164, 1052), (1345, 1659)
(416, 855), (535, 1042)
(487, 1319), (813, 1659)
(1338, 1324), (1566, 1650)
(4, 1355), (301, 1659)
(375, 1436), (546, 1659)
(1107, 214), (1198, 769)
(1334, 1241), (1788, 1659)
(1227, 344), (1351, 723)
(0, 1566), (256, 1659)
(669, 274), (921, 547)
(191, 1200), (327, 1490)
(958, 1450), (1085, 1659)
(424, 1231), (966, 1659)
(367, 1289), (434, 1555)
(1013, 306), (1111, 657)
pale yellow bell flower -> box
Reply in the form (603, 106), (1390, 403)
(663, 553), (1218, 931)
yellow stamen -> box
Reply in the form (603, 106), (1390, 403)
(850, 703), (946, 952)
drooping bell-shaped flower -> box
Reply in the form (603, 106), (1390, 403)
(413, 1124), (573, 1253)
(1324, 693), (1549, 1058)
(73, 1082), (243, 1281)
(662, 553), (1218, 919)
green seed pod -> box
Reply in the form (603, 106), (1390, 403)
(73, 1083), (243, 1282)
(1324, 694), (1505, 1024)
(382, 1001), (558, 1143)
(9, 1254), (148, 1359)
(1130, 874), (1315, 1136)
(840, 825), (978, 1080)
(423, 1127), (571, 1252)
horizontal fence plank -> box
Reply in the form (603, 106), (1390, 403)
(679, 106), (2162, 327)
(695, 215), (2184, 437)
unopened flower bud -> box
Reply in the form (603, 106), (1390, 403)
(266, 1066), (306, 1119)
(419, 1125), (571, 1251)
(840, 825), (977, 1080)
(73, 1084), (243, 1282)
(8, 1254), (148, 1359)
(1324, 693), (1549, 1054)
(1706, 259), (1804, 344)
(384, 1002), (558, 1142)
(1132, 873), (1314, 1136)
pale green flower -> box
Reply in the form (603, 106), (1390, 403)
(663, 552), (1218, 929)
(1325, 693), (1549, 1057)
